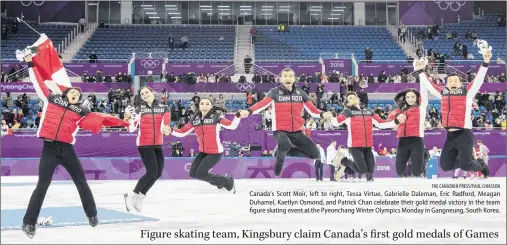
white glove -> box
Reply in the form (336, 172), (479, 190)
(476, 39), (492, 55)
(15, 46), (38, 62)
(126, 106), (140, 123)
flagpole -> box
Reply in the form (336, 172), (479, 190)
(17, 17), (41, 35)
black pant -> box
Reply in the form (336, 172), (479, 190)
(274, 131), (320, 164)
(395, 137), (425, 176)
(135, 146), (165, 195)
(190, 152), (229, 188)
(329, 165), (336, 180)
(314, 160), (323, 180)
(24, 141), (96, 225)
(340, 147), (375, 174)
(440, 129), (483, 172)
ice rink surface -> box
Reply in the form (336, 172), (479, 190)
(1, 176), (506, 244)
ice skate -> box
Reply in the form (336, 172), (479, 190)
(133, 193), (145, 213)
(123, 191), (138, 212)
(22, 223), (36, 239)
(225, 175), (236, 194)
(88, 216), (98, 227)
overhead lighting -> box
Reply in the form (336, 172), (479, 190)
(168, 13), (180, 15)
(171, 16), (182, 19)
(146, 12), (157, 15)
(262, 9), (273, 11)
(199, 5), (212, 8)
(140, 4), (152, 7)
(332, 9), (345, 11)
(279, 5), (291, 8)
(328, 17), (341, 20)
(143, 7), (154, 10)
(261, 6), (274, 8)
(240, 6), (251, 8)
(310, 9), (322, 12)
(207, 13), (213, 16)
(240, 12), (251, 15)
(330, 13), (342, 16)
(164, 5), (176, 7)
(334, 6), (346, 9)
(218, 6), (230, 8)
(166, 8), (178, 11)
(201, 8), (213, 11)
(218, 13), (231, 15)
(310, 13), (320, 16)
(278, 9), (290, 12)
(148, 16), (160, 19)
(311, 6), (323, 8)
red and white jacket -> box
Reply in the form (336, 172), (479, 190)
(247, 85), (323, 132)
(171, 112), (240, 154)
(128, 101), (171, 147)
(331, 107), (396, 148)
(421, 63), (488, 130)
(387, 84), (429, 138)
(28, 62), (127, 144)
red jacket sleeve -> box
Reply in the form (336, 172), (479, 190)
(171, 122), (195, 137)
(78, 112), (129, 134)
(27, 61), (51, 98)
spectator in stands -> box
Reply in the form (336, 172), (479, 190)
(1, 120), (8, 136)
(95, 70), (104, 83)
(168, 36), (175, 51)
(453, 41), (461, 56)
(1, 24), (8, 46)
(378, 71), (388, 83)
(191, 93), (200, 106)
(364, 47), (373, 63)
(181, 35), (188, 50)
(264, 108), (272, 129)
(11, 18), (18, 35)
(229, 141), (241, 157)
(244, 55), (252, 74)
(79, 16), (86, 33)
(4, 92), (13, 108)
(250, 27), (256, 44)
(88, 52), (98, 63)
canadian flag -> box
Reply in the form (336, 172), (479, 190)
(23, 34), (71, 94)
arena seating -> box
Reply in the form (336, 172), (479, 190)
(74, 25), (235, 62)
(408, 13), (506, 60)
(254, 26), (407, 61)
(1, 19), (76, 60)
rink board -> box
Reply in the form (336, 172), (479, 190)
(1, 207), (159, 231)
(1, 156), (505, 181)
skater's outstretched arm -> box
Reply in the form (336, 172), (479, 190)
(419, 78), (429, 108)
(161, 106), (172, 135)
(26, 57), (51, 99)
(242, 90), (275, 117)
(467, 51), (491, 95)
(330, 110), (350, 127)
(171, 122), (195, 137)
(414, 58), (442, 99)
(219, 115), (241, 130)
(373, 114), (397, 129)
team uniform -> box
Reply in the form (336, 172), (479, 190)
(171, 111), (240, 191)
(330, 107), (396, 180)
(387, 83), (429, 177)
(421, 63), (489, 175)
(125, 100), (171, 212)
(23, 61), (128, 236)
(246, 84), (324, 175)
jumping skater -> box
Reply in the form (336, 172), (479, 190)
(419, 41), (491, 177)
(238, 68), (333, 176)
(171, 98), (239, 192)
(20, 52), (128, 238)
(123, 86), (171, 213)
(386, 65), (429, 177)
(330, 92), (398, 181)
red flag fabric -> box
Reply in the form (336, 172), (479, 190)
(78, 112), (129, 134)
(30, 34), (71, 94)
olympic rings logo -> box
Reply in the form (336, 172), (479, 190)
(184, 163), (213, 172)
(20, 1), (44, 6)
(101, 133), (111, 137)
(236, 83), (255, 92)
(139, 59), (160, 69)
(197, 65), (204, 68)
(90, 64), (98, 68)
(434, 0), (467, 12)
(500, 132), (506, 136)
